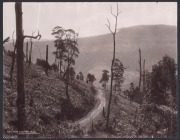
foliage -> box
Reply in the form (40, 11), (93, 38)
(78, 72), (84, 81)
(149, 55), (177, 109)
(51, 63), (58, 72)
(99, 70), (109, 89)
(52, 26), (67, 74)
(69, 67), (76, 79)
(36, 58), (51, 71)
(112, 59), (125, 93)
(87, 73), (96, 84)
(140, 103), (177, 137)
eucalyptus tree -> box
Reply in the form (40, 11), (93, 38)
(52, 27), (79, 102)
(52, 26), (67, 77)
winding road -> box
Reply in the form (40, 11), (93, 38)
(73, 88), (106, 129)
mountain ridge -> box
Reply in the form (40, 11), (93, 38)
(4, 24), (177, 88)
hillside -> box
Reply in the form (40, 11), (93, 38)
(4, 24), (177, 88)
(3, 54), (96, 138)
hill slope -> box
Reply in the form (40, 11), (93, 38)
(4, 24), (177, 88)
(3, 54), (95, 138)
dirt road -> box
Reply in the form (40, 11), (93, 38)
(74, 88), (106, 129)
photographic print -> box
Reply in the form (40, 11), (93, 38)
(3, 2), (177, 138)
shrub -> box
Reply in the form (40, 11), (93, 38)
(36, 58), (51, 70)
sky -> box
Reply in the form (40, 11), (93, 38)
(3, 2), (177, 39)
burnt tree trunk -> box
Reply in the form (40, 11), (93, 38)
(57, 60), (60, 73)
(106, 33), (115, 131)
(9, 44), (17, 85)
(29, 40), (32, 67)
(60, 60), (62, 78)
(138, 49), (142, 108)
(45, 45), (49, 76)
(15, 2), (26, 135)
(143, 59), (145, 101)
(26, 41), (28, 62)
(46, 45), (48, 63)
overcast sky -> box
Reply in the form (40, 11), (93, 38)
(3, 2), (177, 39)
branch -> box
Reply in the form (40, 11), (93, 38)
(110, 6), (116, 17)
(12, 31), (15, 46)
(24, 30), (41, 40)
(105, 18), (113, 34)
(117, 3), (121, 15)
(3, 37), (10, 44)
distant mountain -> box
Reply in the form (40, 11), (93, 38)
(4, 24), (177, 89)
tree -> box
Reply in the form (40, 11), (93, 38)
(25, 41), (28, 62)
(15, 2), (41, 135)
(87, 73), (96, 85)
(51, 63), (58, 72)
(99, 70), (109, 89)
(28, 30), (38, 67)
(105, 3), (121, 131)
(52, 27), (79, 102)
(46, 45), (48, 63)
(36, 58), (51, 71)
(79, 71), (84, 81)
(63, 29), (79, 103)
(69, 67), (76, 80)
(129, 82), (134, 103)
(52, 26), (67, 78)
(137, 49), (143, 108)
(150, 55), (177, 109)
(113, 59), (125, 94)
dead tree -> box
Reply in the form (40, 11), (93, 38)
(25, 41), (28, 62)
(15, 2), (41, 136)
(29, 37), (33, 67)
(9, 31), (16, 85)
(138, 49), (142, 108)
(45, 45), (49, 76)
(138, 49), (142, 91)
(105, 3), (121, 131)
(46, 45), (48, 63)
(143, 59), (145, 95)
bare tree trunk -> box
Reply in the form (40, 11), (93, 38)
(29, 40), (32, 67)
(15, 2), (26, 136)
(105, 4), (121, 131)
(143, 59), (145, 103)
(60, 60), (62, 78)
(106, 33), (115, 131)
(138, 49), (142, 91)
(46, 45), (48, 63)
(45, 45), (49, 76)
(138, 49), (142, 108)
(9, 45), (17, 85)
(26, 41), (28, 62)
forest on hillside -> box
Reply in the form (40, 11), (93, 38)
(3, 2), (177, 138)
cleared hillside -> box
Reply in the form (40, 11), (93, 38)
(3, 54), (95, 138)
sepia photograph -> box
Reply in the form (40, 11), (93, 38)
(3, 2), (178, 138)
